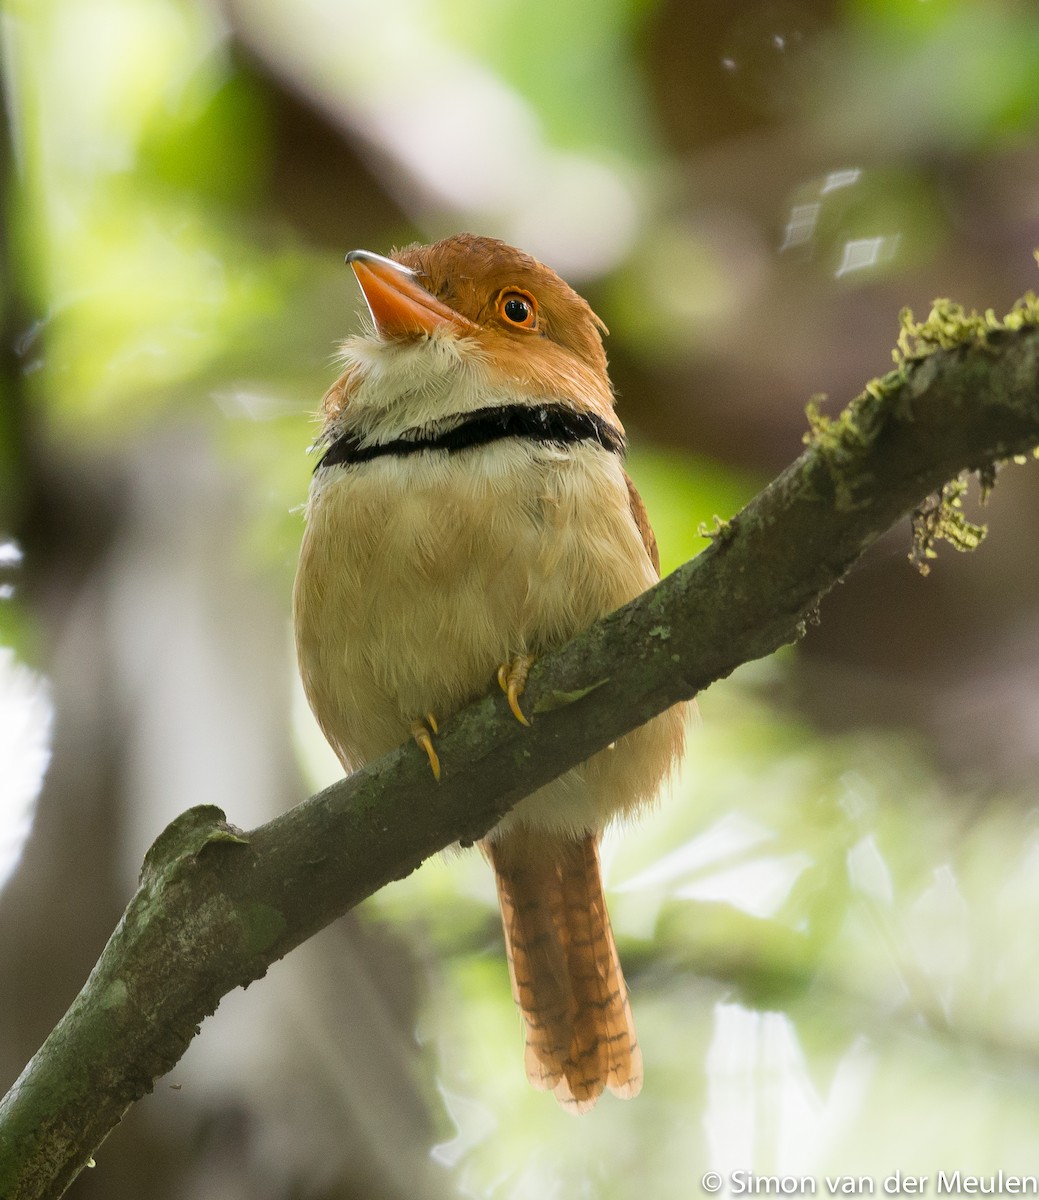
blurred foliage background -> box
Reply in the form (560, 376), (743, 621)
(2, 0), (1039, 1196)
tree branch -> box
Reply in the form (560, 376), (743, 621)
(3, 314), (1039, 1199)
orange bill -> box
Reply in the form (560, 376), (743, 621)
(346, 249), (476, 338)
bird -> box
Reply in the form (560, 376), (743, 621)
(293, 233), (688, 1113)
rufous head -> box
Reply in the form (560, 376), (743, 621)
(324, 234), (614, 429)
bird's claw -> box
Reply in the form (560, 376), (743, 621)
(498, 656), (533, 727)
(410, 716), (441, 780)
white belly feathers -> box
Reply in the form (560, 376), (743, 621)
(293, 437), (679, 836)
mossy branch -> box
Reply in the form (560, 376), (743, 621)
(3, 305), (1039, 1199)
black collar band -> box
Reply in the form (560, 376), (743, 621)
(315, 403), (625, 472)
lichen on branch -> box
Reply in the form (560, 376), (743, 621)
(896, 292), (1039, 571)
(909, 475), (987, 575)
(804, 287), (1039, 571)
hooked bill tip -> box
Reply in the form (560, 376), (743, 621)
(344, 249), (416, 277)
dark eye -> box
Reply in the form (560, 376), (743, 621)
(504, 297), (530, 322)
(496, 288), (538, 330)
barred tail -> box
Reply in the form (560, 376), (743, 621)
(487, 830), (642, 1113)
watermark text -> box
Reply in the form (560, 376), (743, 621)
(699, 1173), (1039, 1196)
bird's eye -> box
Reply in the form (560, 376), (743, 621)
(496, 289), (538, 330)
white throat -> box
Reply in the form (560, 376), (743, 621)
(334, 331), (537, 444)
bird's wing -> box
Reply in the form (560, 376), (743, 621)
(623, 469), (660, 576)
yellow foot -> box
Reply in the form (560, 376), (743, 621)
(410, 715), (441, 781)
(497, 655), (534, 727)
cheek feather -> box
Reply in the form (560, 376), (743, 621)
(470, 330), (616, 425)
